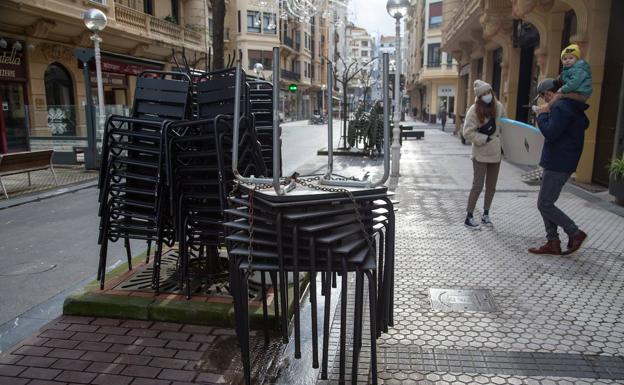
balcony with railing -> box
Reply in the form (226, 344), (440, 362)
(114, 4), (204, 48)
(281, 70), (301, 81)
(441, 0), (480, 49)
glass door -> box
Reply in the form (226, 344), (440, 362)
(0, 82), (29, 153)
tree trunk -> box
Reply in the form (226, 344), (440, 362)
(211, 0), (226, 69)
(342, 78), (349, 149)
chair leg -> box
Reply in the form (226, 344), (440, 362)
(50, 166), (59, 185)
(292, 226), (301, 359)
(365, 270), (378, 385)
(351, 271), (364, 385)
(377, 230), (385, 337)
(269, 271), (280, 331)
(146, 240), (152, 264)
(309, 238), (319, 369)
(276, 214), (288, 343)
(321, 249), (333, 380)
(260, 271), (270, 345)
(0, 176), (8, 199)
(339, 260), (348, 384)
(240, 270), (252, 385)
(124, 237), (132, 270)
(27, 171), (31, 186)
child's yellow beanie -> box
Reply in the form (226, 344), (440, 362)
(561, 44), (581, 60)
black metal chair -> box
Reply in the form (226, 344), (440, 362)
(97, 71), (192, 290)
(224, 183), (394, 385)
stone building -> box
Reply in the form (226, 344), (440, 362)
(0, 0), (209, 161)
(442, 0), (622, 186)
(406, 0), (458, 125)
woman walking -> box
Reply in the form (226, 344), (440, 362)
(463, 80), (506, 229)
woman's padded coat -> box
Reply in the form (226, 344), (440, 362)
(462, 101), (506, 163)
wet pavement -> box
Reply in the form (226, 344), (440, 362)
(1, 124), (624, 384)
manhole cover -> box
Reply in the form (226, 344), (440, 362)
(429, 288), (497, 312)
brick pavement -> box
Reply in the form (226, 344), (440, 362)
(0, 315), (255, 385)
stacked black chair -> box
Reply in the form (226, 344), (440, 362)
(97, 71), (192, 290)
(224, 184), (396, 385)
(246, 76), (279, 176)
(160, 67), (266, 298)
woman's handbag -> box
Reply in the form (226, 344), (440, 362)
(478, 118), (496, 137)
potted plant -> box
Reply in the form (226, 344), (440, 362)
(608, 155), (624, 205)
(163, 15), (177, 24)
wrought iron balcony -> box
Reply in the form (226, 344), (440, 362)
(281, 70), (301, 81)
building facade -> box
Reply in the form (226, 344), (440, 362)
(0, 0), (209, 161)
(442, 0), (622, 186)
(225, 0), (335, 120)
(406, 0), (458, 124)
(345, 23), (375, 110)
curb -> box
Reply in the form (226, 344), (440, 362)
(0, 179), (98, 210)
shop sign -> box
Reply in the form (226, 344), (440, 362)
(90, 72), (128, 87)
(0, 41), (26, 81)
(83, 56), (162, 76)
(438, 85), (455, 97)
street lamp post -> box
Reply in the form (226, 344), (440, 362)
(386, 0), (409, 177)
(83, 9), (107, 165)
(321, 84), (326, 116)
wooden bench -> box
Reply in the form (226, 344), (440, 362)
(400, 127), (425, 141)
(0, 150), (58, 199)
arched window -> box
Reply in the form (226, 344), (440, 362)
(44, 63), (76, 136)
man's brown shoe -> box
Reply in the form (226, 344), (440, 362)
(528, 240), (562, 255)
(564, 230), (587, 255)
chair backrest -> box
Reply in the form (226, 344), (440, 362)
(196, 67), (249, 119)
(132, 71), (192, 121)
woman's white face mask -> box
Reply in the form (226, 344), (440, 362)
(481, 94), (493, 104)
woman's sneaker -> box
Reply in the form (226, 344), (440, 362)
(481, 215), (493, 226)
(464, 216), (481, 230)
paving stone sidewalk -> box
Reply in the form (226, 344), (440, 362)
(321, 128), (624, 384)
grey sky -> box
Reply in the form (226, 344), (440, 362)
(349, 0), (402, 40)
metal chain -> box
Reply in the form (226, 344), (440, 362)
(291, 174), (377, 255)
(234, 172), (377, 270)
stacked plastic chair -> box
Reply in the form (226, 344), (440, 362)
(97, 71), (192, 290)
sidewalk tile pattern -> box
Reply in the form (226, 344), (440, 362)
(320, 130), (624, 384)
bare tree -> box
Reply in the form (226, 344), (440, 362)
(210, 0), (226, 69)
(333, 55), (378, 149)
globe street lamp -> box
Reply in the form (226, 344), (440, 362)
(83, 8), (107, 139)
(253, 62), (264, 79)
(386, 0), (409, 177)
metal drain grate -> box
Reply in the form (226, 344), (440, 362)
(115, 249), (262, 299)
(429, 288), (497, 312)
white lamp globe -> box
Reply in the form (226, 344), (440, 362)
(386, 0), (409, 20)
(253, 62), (264, 75)
(83, 8), (108, 32)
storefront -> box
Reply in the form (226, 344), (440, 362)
(0, 38), (28, 153)
(83, 53), (164, 110)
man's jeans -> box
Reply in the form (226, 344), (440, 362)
(538, 170), (579, 241)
